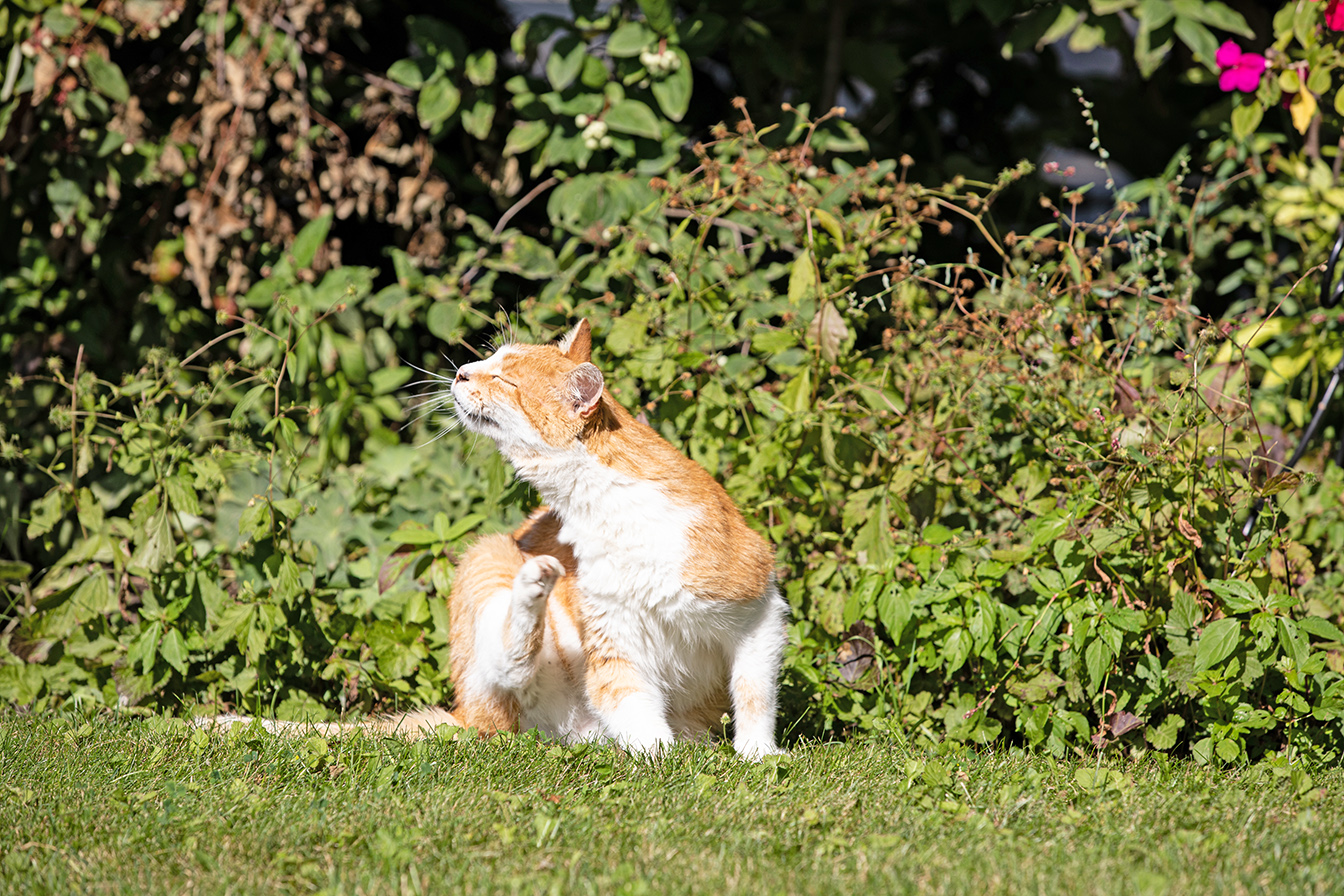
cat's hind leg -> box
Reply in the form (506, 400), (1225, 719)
(449, 535), (562, 732)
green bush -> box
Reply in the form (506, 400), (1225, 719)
(6, 0), (1344, 764)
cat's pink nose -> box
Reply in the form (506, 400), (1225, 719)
(454, 370), (471, 384)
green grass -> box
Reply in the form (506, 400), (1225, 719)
(2, 712), (1341, 895)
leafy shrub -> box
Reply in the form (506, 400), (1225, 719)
(6, 0), (1344, 765)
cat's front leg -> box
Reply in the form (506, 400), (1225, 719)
(728, 588), (789, 760)
(584, 645), (674, 754)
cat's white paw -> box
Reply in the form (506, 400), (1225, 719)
(735, 740), (787, 762)
(515, 555), (564, 603)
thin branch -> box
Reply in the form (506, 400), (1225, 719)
(459, 177), (560, 288)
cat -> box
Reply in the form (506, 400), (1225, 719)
(208, 320), (788, 759)
(440, 320), (788, 758)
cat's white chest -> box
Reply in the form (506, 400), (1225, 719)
(519, 451), (696, 605)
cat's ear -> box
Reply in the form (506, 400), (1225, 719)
(566, 362), (604, 418)
(558, 319), (592, 362)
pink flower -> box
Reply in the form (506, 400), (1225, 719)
(1318, 0), (1344, 31)
(1216, 41), (1267, 93)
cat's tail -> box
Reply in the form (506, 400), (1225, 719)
(194, 706), (465, 740)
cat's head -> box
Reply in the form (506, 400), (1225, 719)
(450, 320), (606, 454)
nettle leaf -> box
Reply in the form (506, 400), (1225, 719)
(1006, 668), (1063, 703)
(944, 628), (971, 674)
(159, 628), (189, 676)
(1084, 637), (1112, 692)
(1207, 579), (1261, 613)
(1301, 616), (1344, 643)
(26, 487), (69, 539)
(788, 252), (817, 305)
(854, 498), (892, 567)
(1277, 617), (1309, 669)
(877, 585), (911, 643)
(1194, 617), (1241, 671)
(130, 492), (175, 573)
(238, 500), (273, 543)
(604, 98), (662, 139)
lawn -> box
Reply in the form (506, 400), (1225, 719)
(1, 711), (1339, 895)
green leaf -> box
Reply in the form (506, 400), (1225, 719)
(1278, 617), (1309, 668)
(1300, 616), (1344, 643)
(436, 512), (487, 543)
(464, 50), (497, 87)
(389, 527), (444, 546)
(650, 49), (692, 121)
(417, 76), (461, 128)
(604, 98), (662, 139)
(427, 301), (463, 341)
(921, 523), (954, 545)
(159, 628), (188, 676)
(26, 487), (68, 539)
(877, 585), (912, 643)
(944, 629), (971, 674)
(1084, 637), (1112, 692)
(637, 0), (675, 34)
(407, 16), (466, 66)
(854, 499), (893, 567)
(83, 52), (129, 103)
(1194, 617), (1241, 671)
(387, 57), (435, 89)
(367, 619), (425, 679)
(505, 119), (549, 156)
(1167, 591), (1202, 633)
(1145, 713), (1185, 750)
(290, 212), (332, 269)
(788, 252), (817, 306)
(462, 97), (495, 139)
(72, 572), (116, 619)
(546, 35), (587, 91)
(131, 493), (175, 573)
(0, 560), (32, 582)
(1006, 668), (1063, 703)
(1207, 579), (1261, 613)
(1172, 17), (1218, 73)
(608, 21), (655, 57)
(1179, 0), (1253, 37)
(165, 471), (201, 517)
(238, 500), (273, 544)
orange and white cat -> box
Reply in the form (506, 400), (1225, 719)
(210, 321), (787, 759)
(442, 320), (787, 758)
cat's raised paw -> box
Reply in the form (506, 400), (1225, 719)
(515, 555), (564, 602)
